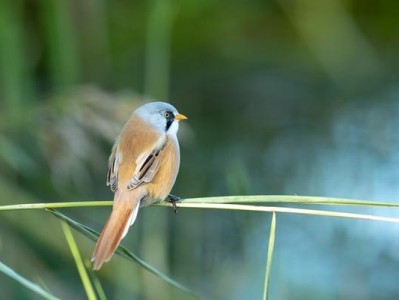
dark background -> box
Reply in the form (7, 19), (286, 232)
(1, 0), (399, 299)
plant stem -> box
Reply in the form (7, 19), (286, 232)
(263, 212), (276, 300)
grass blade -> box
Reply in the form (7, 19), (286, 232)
(178, 195), (399, 208)
(85, 261), (107, 300)
(1, 199), (398, 223)
(158, 203), (399, 224)
(48, 209), (200, 299)
(2, 195), (399, 212)
(263, 212), (276, 300)
(61, 221), (97, 300)
(0, 260), (60, 300)
(0, 201), (113, 211)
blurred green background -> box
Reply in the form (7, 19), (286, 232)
(1, 0), (399, 299)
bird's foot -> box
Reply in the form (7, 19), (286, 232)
(166, 194), (181, 213)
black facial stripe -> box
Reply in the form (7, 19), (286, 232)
(164, 110), (175, 131)
(165, 118), (174, 131)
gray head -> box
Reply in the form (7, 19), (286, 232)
(134, 101), (187, 135)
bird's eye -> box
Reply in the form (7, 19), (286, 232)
(164, 111), (173, 119)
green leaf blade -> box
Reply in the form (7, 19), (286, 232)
(263, 212), (276, 300)
(61, 221), (97, 300)
(0, 261), (60, 300)
(48, 209), (200, 299)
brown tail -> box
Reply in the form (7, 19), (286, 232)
(92, 189), (142, 270)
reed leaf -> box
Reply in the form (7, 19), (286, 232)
(61, 221), (97, 300)
(47, 209), (199, 299)
(85, 261), (107, 300)
(1, 195), (399, 300)
(177, 195), (399, 208)
(0, 261), (60, 300)
(2, 195), (399, 213)
(263, 212), (276, 300)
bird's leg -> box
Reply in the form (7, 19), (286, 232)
(166, 194), (181, 213)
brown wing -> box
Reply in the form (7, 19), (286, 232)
(127, 147), (163, 189)
(106, 140), (120, 192)
(106, 114), (166, 192)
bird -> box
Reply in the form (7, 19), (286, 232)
(92, 101), (187, 270)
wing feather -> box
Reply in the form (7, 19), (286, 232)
(106, 140), (120, 192)
(106, 115), (168, 192)
(127, 147), (162, 189)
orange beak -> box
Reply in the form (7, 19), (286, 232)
(175, 113), (188, 121)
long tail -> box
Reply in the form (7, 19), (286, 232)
(92, 189), (142, 270)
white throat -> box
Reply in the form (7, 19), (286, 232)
(167, 120), (179, 137)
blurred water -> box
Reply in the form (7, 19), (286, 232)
(161, 78), (399, 299)
(202, 86), (399, 299)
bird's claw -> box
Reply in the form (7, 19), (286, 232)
(167, 194), (181, 213)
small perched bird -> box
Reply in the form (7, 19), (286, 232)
(92, 102), (187, 270)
